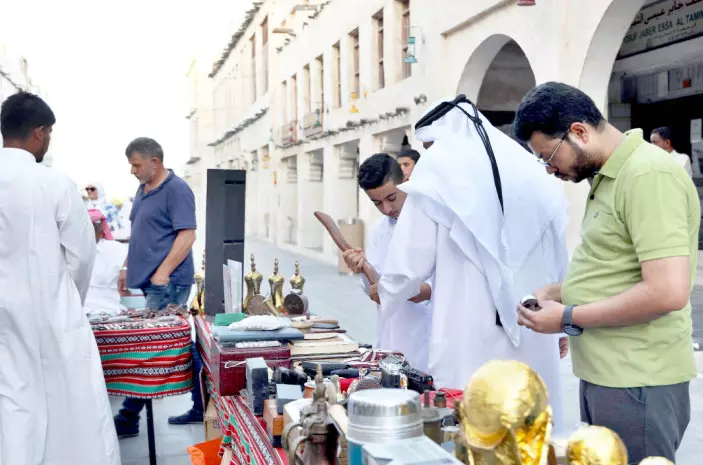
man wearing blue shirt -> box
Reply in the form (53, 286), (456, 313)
(113, 137), (201, 438)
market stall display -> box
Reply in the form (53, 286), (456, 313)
(93, 314), (193, 465)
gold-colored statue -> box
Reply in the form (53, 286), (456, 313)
(455, 360), (553, 465)
(638, 458), (673, 465)
(243, 254), (263, 311)
(565, 425), (627, 465)
(290, 260), (305, 292)
(267, 258), (285, 312)
(190, 250), (206, 315)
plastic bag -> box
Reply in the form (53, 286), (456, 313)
(186, 437), (223, 465)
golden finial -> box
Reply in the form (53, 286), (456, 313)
(290, 260), (305, 292)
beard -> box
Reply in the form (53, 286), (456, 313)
(567, 142), (600, 183)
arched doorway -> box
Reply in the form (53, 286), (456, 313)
(580, 0), (703, 251)
(578, 0), (647, 112)
(457, 35), (536, 137)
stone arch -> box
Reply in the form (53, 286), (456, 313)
(456, 34), (536, 136)
(578, 0), (647, 110)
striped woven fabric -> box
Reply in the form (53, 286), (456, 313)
(93, 318), (193, 399)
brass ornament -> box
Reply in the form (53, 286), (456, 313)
(566, 425), (628, 465)
(290, 260), (305, 292)
(243, 254), (263, 312)
(267, 258), (285, 313)
(456, 360), (552, 465)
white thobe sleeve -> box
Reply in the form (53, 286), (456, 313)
(378, 194), (437, 316)
(57, 182), (97, 304)
(684, 157), (693, 178)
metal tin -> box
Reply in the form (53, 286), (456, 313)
(346, 389), (423, 444)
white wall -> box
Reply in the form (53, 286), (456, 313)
(187, 0), (695, 264)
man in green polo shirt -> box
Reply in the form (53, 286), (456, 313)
(512, 82), (699, 463)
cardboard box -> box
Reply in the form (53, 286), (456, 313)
(204, 400), (223, 442)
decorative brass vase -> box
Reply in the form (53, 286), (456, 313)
(243, 254), (263, 312)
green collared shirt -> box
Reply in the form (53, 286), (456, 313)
(562, 129), (700, 388)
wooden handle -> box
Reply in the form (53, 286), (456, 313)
(313, 211), (380, 284)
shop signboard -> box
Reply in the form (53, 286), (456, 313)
(619, 0), (703, 59)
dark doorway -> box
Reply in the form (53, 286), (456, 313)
(631, 93), (703, 158)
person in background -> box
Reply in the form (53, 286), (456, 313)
(342, 153), (432, 372)
(514, 82), (699, 463)
(111, 197), (132, 241)
(650, 126), (693, 178)
(0, 91), (120, 464)
(113, 137), (202, 437)
(397, 149), (421, 182)
(85, 182), (123, 231)
(84, 209), (128, 316)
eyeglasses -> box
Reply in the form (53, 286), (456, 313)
(536, 132), (568, 167)
(86, 187), (96, 192)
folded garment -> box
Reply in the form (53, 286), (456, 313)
(212, 326), (304, 343)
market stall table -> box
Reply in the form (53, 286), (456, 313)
(92, 317), (193, 465)
(195, 315), (288, 465)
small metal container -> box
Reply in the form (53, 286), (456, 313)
(521, 294), (541, 311)
(346, 389), (424, 465)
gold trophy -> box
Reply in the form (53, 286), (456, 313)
(190, 250), (206, 315)
(455, 360), (554, 465)
(284, 260), (309, 315)
(243, 254), (263, 312)
(265, 258), (285, 314)
(565, 425), (627, 465)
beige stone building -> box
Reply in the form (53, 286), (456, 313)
(186, 0), (703, 264)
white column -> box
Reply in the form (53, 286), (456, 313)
(296, 150), (324, 249)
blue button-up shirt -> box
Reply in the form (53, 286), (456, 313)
(127, 171), (196, 289)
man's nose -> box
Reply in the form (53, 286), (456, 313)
(545, 165), (558, 175)
(382, 203), (393, 215)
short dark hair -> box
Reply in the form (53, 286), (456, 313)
(0, 91), (55, 140)
(651, 126), (672, 141)
(358, 153), (403, 190)
(398, 149), (421, 164)
(125, 137), (164, 161)
(513, 82), (606, 142)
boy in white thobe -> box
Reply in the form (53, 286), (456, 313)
(343, 153), (433, 372)
(378, 97), (569, 435)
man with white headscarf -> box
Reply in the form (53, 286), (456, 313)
(376, 96), (569, 433)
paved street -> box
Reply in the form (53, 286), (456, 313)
(116, 237), (703, 464)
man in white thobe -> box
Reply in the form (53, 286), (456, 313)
(0, 92), (120, 465)
(377, 97), (569, 434)
(342, 153), (432, 372)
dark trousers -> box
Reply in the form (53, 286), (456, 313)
(580, 379), (690, 464)
(120, 342), (203, 422)
(119, 282), (201, 424)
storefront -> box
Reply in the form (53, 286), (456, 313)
(607, 0), (703, 245)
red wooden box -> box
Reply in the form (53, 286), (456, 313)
(211, 341), (291, 396)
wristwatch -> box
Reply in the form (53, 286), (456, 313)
(562, 305), (583, 336)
